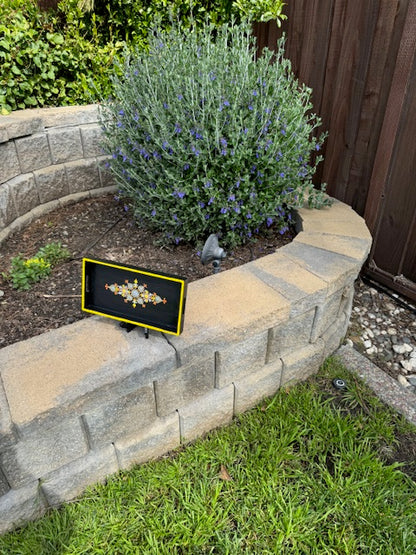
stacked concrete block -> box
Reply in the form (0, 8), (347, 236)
(0, 105), (116, 246)
(0, 106), (373, 534)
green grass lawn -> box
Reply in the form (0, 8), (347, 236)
(1, 357), (416, 554)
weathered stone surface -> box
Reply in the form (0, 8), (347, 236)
(294, 232), (371, 264)
(0, 376), (15, 451)
(0, 481), (47, 535)
(234, 359), (283, 414)
(0, 418), (88, 488)
(0, 113), (43, 141)
(168, 266), (290, 367)
(215, 330), (269, 388)
(115, 413), (180, 470)
(8, 174), (40, 217)
(283, 242), (358, 295)
(154, 356), (215, 417)
(0, 468), (10, 496)
(15, 133), (52, 173)
(297, 203), (371, 241)
(41, 104), (99, 128)
(321, 312), (349, 359)
(80, 123), (104, 158)
(0, 318), (175, 430)
(97, 156), (117, 188)
(0, 183), (18, 229)
(34, 164), (69, 203)
(48, 127), (83, 164)
(281, 340), (325, 387)
(84, 384), (157, 448)
(247, 252), (328, 317)
(41, 445), (119, 507)
(179, 385), (234, 443)
(0, 142), (20, 184)
(65, 159), (100, 193)
(268, 307), (316, 361)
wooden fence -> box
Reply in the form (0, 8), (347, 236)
(254, 0), (416, 301)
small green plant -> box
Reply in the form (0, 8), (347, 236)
(233, 0), (287, 23)
(101, 20), (329, 248)
(4, 242), (70, 290)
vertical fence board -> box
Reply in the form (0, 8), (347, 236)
(252, 0), (416, 300)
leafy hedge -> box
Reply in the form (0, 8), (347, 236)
(0, 0), (286, 114)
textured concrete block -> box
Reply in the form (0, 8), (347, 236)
(0, 481), (47, 535)
(311, 287), (345, 341)
(294, 231), (371, 264)
(41, 445), (119, 507)
(41, 104), (99, 128)
(247, 252), (328, 317)
(34, 164), (69, 203)
(97, 156), (117, 188)
(297, 202), (371, 241)
(80, 123), (104, 157)
(0, 467), (10, 496)
(84, 384), (157, 448)
(154, 356), (215, 417)
(167, 267), (290, 368)
(15, 133), (51, 173)
(48, 127), (83, 163)
(8, 174), (40, 217)
(0, 142), (20, 184)
(0, 376), (15, 451)
(267, 307), (316, 361)
(0, 418), (88, 488)
(281, 340), (325, 387)
(234, 359), (283, 414)
(115, 413), (180, 470)
(0, 113), (43, 141)
(215, 330), (269, 388)
(65, 159), (100, 193)
(321, 312), (349, 359)
(283, 242), (360, 295)
(0, 318), (175, 430)
(0, 183), (18, 229)
(178, 384), (234, 443)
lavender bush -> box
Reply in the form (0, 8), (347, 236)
(100, 21), (329, 247)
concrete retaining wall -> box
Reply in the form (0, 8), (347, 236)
(0, 105), (115, 245)
(0, 107), (372, 534)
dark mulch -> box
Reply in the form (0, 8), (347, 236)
(0, 194), (293, 348)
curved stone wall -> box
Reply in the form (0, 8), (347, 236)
(0, 106), (372, 534)
(0, 105), (116, 245)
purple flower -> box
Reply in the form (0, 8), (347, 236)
(266, 217), (273, 227)
(248, 104), (253, 111)
(205, 214), (210, 220)
(208, 197), (214, 205)
(220, 137), (227, 147)
(174, 123), (182, 134)
(220, 207), (228, 214)
(173, 190), (186, 199)
(151, 209), (156, 216)
(280, 172), (285, 178)
(205, 181), (212, 189)
(123, 205), (129, 212)
(316, 144), (321, 151)
(223, 100), (230, 107)
(163, 102), (169, 109)
(246, 213), (252, 219)
(177, 94), (183, 100)
(252, 90), (258, 96)
(198, 201), (205, 208)
(228, 194), (235, 201)
(183, 164), (190, 170)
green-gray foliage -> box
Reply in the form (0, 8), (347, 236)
(0, 360), (415, 553)
(101, 21), (329, 248)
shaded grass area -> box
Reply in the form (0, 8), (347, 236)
(1, 358), (416, 554)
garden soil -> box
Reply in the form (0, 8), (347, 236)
(0, 194), (293, 349)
